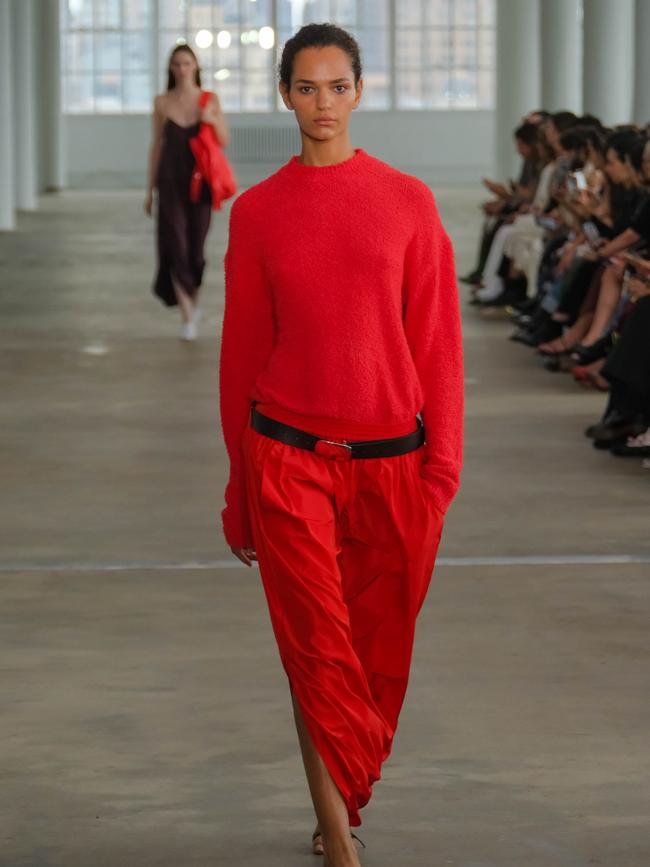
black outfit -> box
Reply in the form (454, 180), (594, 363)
(557, 187), (649, 322)
(591, 185), (647, 239)
(630, 194), (650, 247)
(153, 120), (212, 307)
(557, 260), (603, 323)
(603, 295), (650, 412)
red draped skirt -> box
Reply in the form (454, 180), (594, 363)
(241, 406), (443, 826)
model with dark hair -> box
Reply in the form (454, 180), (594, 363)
(219, 23), (463, 867)
(145, 44), (230, 340)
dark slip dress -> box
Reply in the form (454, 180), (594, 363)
(153, 119), (212, 307)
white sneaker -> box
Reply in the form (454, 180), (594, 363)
(181, 321), (197, 341)
(476, 278), (504, 302)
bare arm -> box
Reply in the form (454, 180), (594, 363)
(597, 227), (641, 259)
(144, 95), (165, 215)
(201, 92), (230, 148)
(482, 178), (510, 199)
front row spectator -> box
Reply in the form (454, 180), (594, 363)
(467, 110), (650, 467)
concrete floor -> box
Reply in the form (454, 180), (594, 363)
(1, 187), (649, 867)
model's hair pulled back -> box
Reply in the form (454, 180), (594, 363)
(278, 23), (362, 89)
(167, 44), (202, 91)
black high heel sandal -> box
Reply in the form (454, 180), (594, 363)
(570, 334), (613, 365)
(311, 828), (366, 856)
(312, 828), (324, 856)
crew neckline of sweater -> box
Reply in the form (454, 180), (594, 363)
(285, 147), (367, 177)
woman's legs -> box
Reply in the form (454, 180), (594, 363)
(579, 264), (624, 346)
(172, 275), (194, 324)
(292, 693), (360, 866)
(186, 199), (211, 323)
(537, 311), (592, 352)
(463, 217), (502, 281)
(243, 428), (443, 837)
(476, 224), (514, 301)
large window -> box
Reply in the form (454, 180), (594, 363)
(62, 0), (154, 112)
(61, 0), (495, 113)
(158, 0), (277, 111)
(396, 0), (496, 108)
(277, 1), (391, 110)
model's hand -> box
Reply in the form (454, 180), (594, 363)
(200, 101), (214, 125)
(144, 191), (153, 217)
(200, 94), (228, 146)
(231, 546), (258, 567)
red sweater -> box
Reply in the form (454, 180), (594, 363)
(219, 149), (463, 548)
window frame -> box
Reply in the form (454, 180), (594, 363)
(60, 0), (495, 114)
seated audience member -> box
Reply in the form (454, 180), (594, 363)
(470, 123), (553, 304)
(461, 115), (571, 286)
(471, 107), (650, 472)
(511, 129), (648, 349)
(475, 121), (595, 307)
(585, 272), (650, 452)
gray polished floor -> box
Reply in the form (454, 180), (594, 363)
(1, 187), (648, 867)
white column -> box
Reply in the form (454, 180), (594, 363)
(540, 0), (583, 113)
(583, 0), (635, 125)
(38, 0), (66, 191)
(12, 0), (37, 210)
(634, 0), (650, 124)
(495, 0), (541, 180)
(0, 0), (16, 229)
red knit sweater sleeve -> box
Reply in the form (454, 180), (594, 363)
(219, 194), (275, 548)
(403, 186), (464, 515)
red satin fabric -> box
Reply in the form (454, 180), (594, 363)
(189, 91), (237, 210)
(241, 417), (443, 826)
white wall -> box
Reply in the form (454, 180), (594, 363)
(65, 110), (495, 190)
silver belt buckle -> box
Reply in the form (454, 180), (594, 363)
(314, 439), (353, 461)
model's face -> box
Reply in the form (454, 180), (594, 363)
(279, 45), (362, 141)
(170, 51), (197, 84)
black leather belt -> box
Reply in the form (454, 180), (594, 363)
(250, 406), (425, 461)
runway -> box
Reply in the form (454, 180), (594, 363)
(2, 187), (649, 867)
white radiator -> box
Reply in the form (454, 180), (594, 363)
(229, 126), (301, 163)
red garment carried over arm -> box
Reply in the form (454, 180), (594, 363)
(219, 195), (276, 548)
(190, 90), (237, 210)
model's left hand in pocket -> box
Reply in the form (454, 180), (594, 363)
(418, 477), (445, 522)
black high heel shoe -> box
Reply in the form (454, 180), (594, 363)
(311, 828), (366, 856)
(570, 334), (613, 366)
